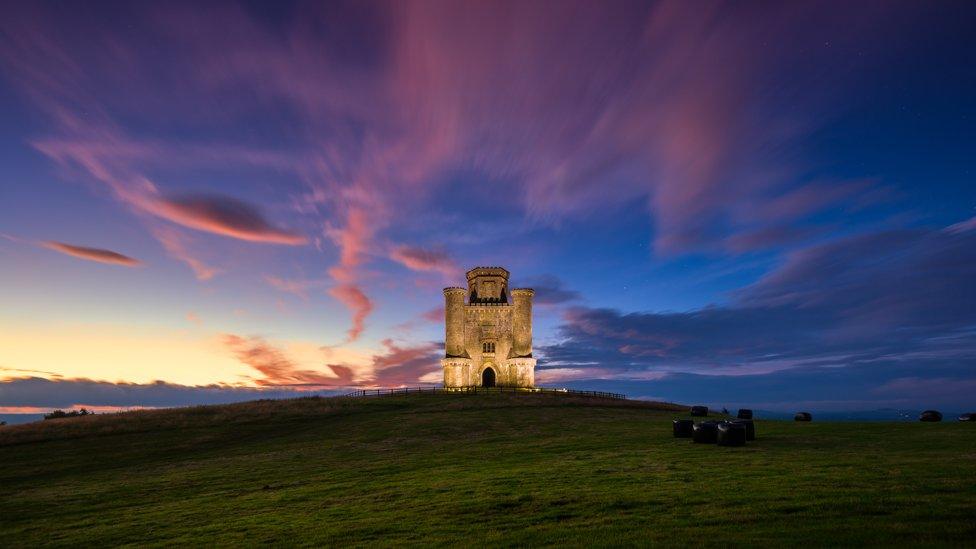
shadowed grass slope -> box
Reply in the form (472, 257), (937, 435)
(1, 392), (974, 547)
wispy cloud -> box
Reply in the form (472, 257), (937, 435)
(370, 339), (441, 387)
(41, 241), (142, 267)
(389, 245), (460, 279)
(0, 376), (339, 410)
(542, 222), (976, 388)
(153, 194), (306, 245)
(0, 1), (929, 362)
(515, 274), (580, 305)
(264, 275), (328, 300)
(151, 226), (220, 280)
(325, 208), (376, 342)
(222, 334), (355, 387)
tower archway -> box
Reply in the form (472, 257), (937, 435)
(481, 367), (496, 387)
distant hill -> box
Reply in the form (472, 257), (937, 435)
(752, 408), (967, 422)
(2, 392), (974, 545)
(0, 413), (44, 426)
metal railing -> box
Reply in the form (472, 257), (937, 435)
(340, 386), (626, 400)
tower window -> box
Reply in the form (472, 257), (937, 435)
(483, 342), (495, 353)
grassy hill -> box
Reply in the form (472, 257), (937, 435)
(1, 392), (974, 546)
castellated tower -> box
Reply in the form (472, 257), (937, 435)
(442, 267), (536, 388)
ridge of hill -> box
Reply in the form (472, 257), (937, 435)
(2, 392), (974, 546)
(0, 391), (682, 446)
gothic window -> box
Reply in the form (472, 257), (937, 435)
(483, 342), (495, 353)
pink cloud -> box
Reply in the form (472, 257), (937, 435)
(151, 226), (220, 281)
(325, 207), (378, 342)
(422, 307), (444, 323)
(151, 195), (306, 245)
(41, 241), (142, 267)
(370, 339), (441, 387)
(0, 1), (905, 340)
(222, 334), (354, 387)
(327, 284), (374, 343)
(389, 245), (459, 278)
(264, 275), (327, 300)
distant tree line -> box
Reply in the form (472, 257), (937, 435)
(44, 408), (94, 420)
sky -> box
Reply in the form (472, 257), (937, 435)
(1, 0), (974, 414)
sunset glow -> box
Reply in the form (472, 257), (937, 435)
(1, 1), (974, 414)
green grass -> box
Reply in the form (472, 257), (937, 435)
(1, 392), (974, 547)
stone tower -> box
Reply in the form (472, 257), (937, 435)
(442, 267), (536, 388)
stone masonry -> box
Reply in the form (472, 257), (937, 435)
(442, 267), (536, 388)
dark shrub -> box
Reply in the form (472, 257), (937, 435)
(730, 419), (756, 441)
(737, 409), (753, 420)
(690, 406), (708, 417)
(958, 412), (976, 422)
(717, 422), (746, 446)
(919, 410), (942, 422)
(794, 412), (812, 422)
(692, 421), (719, 443)
(673, 419), (694, 438)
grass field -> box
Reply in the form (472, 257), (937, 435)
(2, 392), (974, 547)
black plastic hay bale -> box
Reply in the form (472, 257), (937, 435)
(958, 412), (976, 422)
(736, 409), (753, 419)
(692, 421), (719, 443)
(717, 422), (746, 446)
(794, 412), (812, 422)
(919, 410), (943, 422)
(730, 419), (756, 441)
(673, 419), (694, 438)
(690, 405), (709, 417)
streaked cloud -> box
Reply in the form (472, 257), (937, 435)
(515, 275), (580, 305)
(542, 222), (976, 396)
(0, 376), (338, 410)
(264, 275), (328, 300)
(370, 339), (441, 387)
(0, 1), (908, 342)
(389, 245), (460, 279)
(223, 334), (355, 387)
(150, 226), (221, 280)
(41, 241), (142, 267)
(153, 194), (306, 245)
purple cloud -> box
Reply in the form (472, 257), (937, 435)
(515, 274), (581, 305)
(41, 241), (142, 267)
(543, 223), (976, 385)
(155, 194), (306, 245)
(0, 377), (341, 410)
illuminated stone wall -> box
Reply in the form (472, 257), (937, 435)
(441, 267), (536, 388)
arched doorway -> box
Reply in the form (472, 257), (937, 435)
(482, 367), (496, 387)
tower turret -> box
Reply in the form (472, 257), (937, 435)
(511, 288), (534, 357)
(443, 287), (466, 357)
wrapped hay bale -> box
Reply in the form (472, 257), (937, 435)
(690, 405), (709, 417)
(692, 421), (719, 443)
(730, 419), (756, 441)
(794, 412), (812, 422)
(717, 422), (746, 446)
(919, 410), (943, 422)
(673, 419), (694, 438)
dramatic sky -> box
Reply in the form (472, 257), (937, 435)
(1, 1), (974, 414)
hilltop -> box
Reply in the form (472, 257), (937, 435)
(2, 392), (974, 546)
